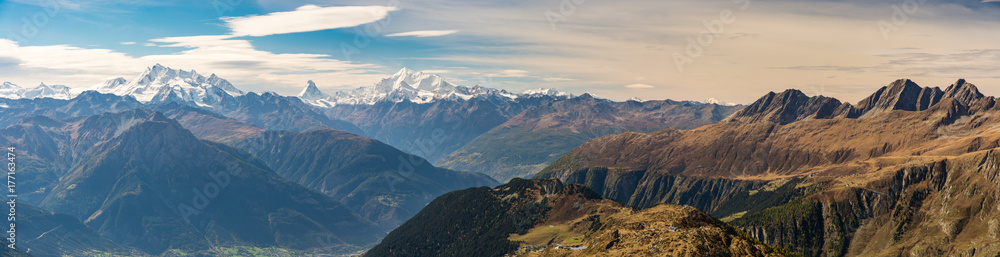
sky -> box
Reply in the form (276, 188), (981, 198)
(0, 0), (998, 104)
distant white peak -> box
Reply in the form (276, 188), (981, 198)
(22, 83), (73, 100)
(628, 97), (644, 102)
(387, 67), (456, 92)
(1, 82), (21, 89)
(300, 68), (575, 107)
(0, 82), (76, 100)
(96, 64), (245, 104)
(521, 88), (570, 97)
(0, 82), (24, 99)
(298, 80), (330, 100)
(703, 98), (735, 106)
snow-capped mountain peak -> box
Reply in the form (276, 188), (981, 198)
(297, 80), (336, 108)
(382, 67), (456, 93)
(298, 80), (329, 100)
(521, 88), (571, 97)
(1, 82), (20, 90)
(0, 82), (24, 99)
(297, 68), (572, 107)
(0, 82), (75, 100)
(94, 64), (245, 106)
(703, 98), (736, 106)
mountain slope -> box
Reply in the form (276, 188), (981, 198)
(216, 91), (363, 134)
(150, 102), (264, 142)
(437, 95), (743, 181)
(0, 91), (142, 129)
(365, 178), (785, 257)
(300, 68), (570, 162)
(534, 79), (1000, 256)
(38, 112), (381, 255)
(230, 129), (498, 230)
(6, 202), (144, 257)
(325, 94), (562, 162)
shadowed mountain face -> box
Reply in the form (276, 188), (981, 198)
(0, 105), (496, 255)
(37, 113), (382, 255)
(213, 92), (363, 135)
(0, 107), (266, 205)
(0, 91), (142, 129)
(535, 79), (1000, 256)
(324, 95), (564, 162)
(437, 95), (742, 181)
(230, 129), (498, 230)
(2, 202), (143, 257)
(366, 178), (784, 257)
(539, 79), (993, 180)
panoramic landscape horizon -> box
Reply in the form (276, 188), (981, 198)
(2, 0), (999, 256)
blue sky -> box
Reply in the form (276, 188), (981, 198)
(0, 0), (998, 103)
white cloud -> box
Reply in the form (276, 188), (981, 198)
(385, 30), (459, 37)
(222, 5), (398, 37)
(625, 84), (655, 89)
(120, 42), (136, 45)
(542, 77), (575, 82)
(0, 37), (385, 95)
(143, 43), (157, 47)
(488, 69), (529, 78)
(420, 69), (453, 74)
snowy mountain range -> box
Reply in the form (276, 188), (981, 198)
(297, 68), (574, 107)
(703, 97), (736, 106)
(0, 65), (731, 108)
(92, 64), (245, 107)
(0, 82), (76, 100)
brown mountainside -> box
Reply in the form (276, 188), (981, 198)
(365, 178), (785, 257)
(437, 94), (741, 181)
(536, 79), (1000, 256)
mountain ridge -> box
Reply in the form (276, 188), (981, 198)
(296, 67), (573, 108)
(38, 112), (384, 255)
(534, 78), (1000, 256)
(366, 178), (786, 257)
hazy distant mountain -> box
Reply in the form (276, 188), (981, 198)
(0, 82), (76, 100)
(0, 105), (491, 254)
(2, 202), (143, 256)
(0, 91), (141, 128)
(297, 68), (571, 108)
(291, 68), (571, 161)
(38, 112), (382, 255)
(324, 94), (565, 162)
(231, 129), (498, 230)
(213, 91), (363, 134)
(437, 94), (744, 181)
(536, 79), (1000, 256)
(366, 178), (784, 257)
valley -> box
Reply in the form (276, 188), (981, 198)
(3, 0), (997, 256)
(4, 65), (1000, 257)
